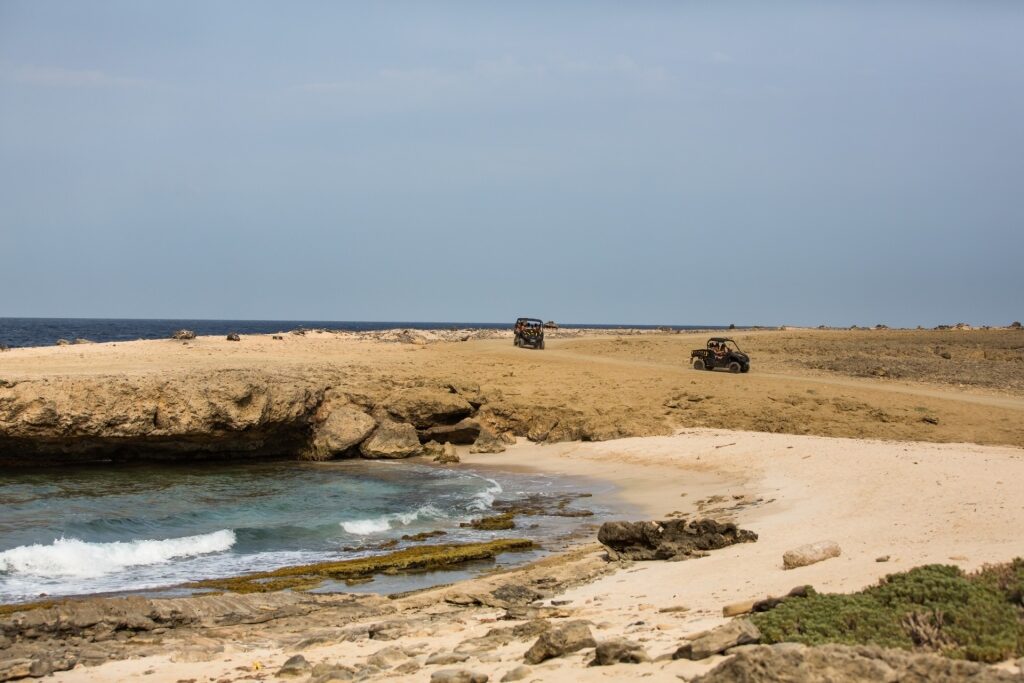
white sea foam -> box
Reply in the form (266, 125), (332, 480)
(340, 518), (392, 535)
(468, 478), (503, 511)
(341, 504), (446, 536)
(0, 530), (236, 579)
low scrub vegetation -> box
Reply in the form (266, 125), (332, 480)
(753, 560), (1024, 663)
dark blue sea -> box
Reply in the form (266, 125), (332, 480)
(0, 318), (725, 349)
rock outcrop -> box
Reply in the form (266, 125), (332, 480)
(420, 418), (481, 445)
(0, 370), (325, 465)
(383, 387), (473, 428)
(359, 421), (422, 459)
(307, 404), (377, 460)
(597, 519), (758, 561)
(692, 643), (1021, 682)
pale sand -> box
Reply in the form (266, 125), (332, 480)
(51, 428), (1024, 682)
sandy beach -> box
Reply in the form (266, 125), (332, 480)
(2, 328), (1023, 681)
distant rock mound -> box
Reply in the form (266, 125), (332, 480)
(597, 518), (757, 561)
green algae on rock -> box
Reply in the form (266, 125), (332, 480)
(187, 539), (536, 594)
(461, 512), (516, 531)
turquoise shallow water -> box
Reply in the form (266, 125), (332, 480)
(0, 459), (615, 603)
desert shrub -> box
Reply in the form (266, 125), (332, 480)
(752, 561), (1024, 663)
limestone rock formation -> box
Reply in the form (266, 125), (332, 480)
(674, 619), (761, 660)
(359, 421), (422, 459)
(308, 404), (376, 460)
(469, 428), (506, 454)
(523, 621), (596, 664)
(783, 541), (842, 569)
(171, 329), (196, 340)
(0, 370), (326, 465)
(384, 387), (473, 428)
(591, 638), (649, 665)
(598, 518), (758, 561)
(420, 418), (481, 444)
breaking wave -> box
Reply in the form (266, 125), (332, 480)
(0, 530), (237, 579)
(340, 504), (445, 535)
(468, 478), (503, 511)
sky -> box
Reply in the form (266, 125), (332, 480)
(1, 2), (1022, 327)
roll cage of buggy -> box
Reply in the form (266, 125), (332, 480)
(691, 337), (750, 373)
(513, 318), (545, 350)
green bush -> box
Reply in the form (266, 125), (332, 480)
(752, 561), (1024, 663)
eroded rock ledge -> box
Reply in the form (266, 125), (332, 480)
(0, 368), (658, 466)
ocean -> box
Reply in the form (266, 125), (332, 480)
(0, 317), (725, 349)
(0, 460), (619, 603)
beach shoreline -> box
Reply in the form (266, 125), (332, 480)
(2, 328), (1024, 680)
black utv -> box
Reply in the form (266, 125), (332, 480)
(691, 337), (750, 373)
(514, 318), (545, 349)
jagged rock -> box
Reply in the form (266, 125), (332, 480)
(674, 619), (760, 660)
(226, 333), (241, 341)
(591, 638), (649, 665)
(500, 666), (532, 682)
(384, 387), (474, 428)
(692, 643), (1021, 682)
(499, 431), (516, 444)
(469, 428), (506, 454)
(523, 620), (596, 664)
(426, 652), (470, 665)
(421, 418), (481, 445)
(598, 518), (757, 561)
(171, 329), (196, 340)
(0, 659), (33, 681)
(277, 654), (312, 677)
(72, 338), (94, 344)
(359, 421), (421, 459)
(308, 404), (376, 460)
(434, 442), (460, 464)
(783, 541), (841, 569)
(491, 583), (543, 606)
(394, 661), (420, 674)
(56, 339), (71, 346)
(366, 645), (410, 669)
(430, 670), (489, 683)
(310, 668), (356, 683)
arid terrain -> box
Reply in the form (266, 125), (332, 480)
(1, 327), (1023, 682)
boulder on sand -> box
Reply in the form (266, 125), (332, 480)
(171, 329), (196, 340)
(383, 387), (473, 429)
(360, 421), (421, 459)
(674, 619), (761, 660)
(307, 404), (376, 460)
(469, 428), (506, 454)
(591, 638), (649, 665)
(523, 621), (596, 664)
(783, 541), (842, 569)
(597, 518), (757, 561)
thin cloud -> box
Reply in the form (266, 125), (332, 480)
(3, 64), (148, 88)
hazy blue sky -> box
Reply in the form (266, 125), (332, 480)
(1, 2), (1021, 326)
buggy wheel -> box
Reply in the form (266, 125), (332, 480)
(514, 337), (520, 347)
(539, 339), (545, 350)
(728, 361), (741, 374)
(692, 358), (705, 371)
(741, 364), (750, 373)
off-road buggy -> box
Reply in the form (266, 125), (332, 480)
(691, 337), (750, 373)
(514, 318), (545, 349)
